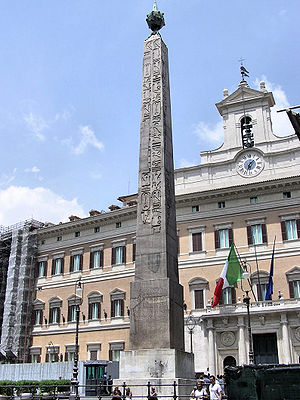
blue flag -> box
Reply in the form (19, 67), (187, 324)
(265, 238), (276, 300)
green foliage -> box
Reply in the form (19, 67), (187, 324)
(0, 380), (71, 396)
(0, 381), (14, 396)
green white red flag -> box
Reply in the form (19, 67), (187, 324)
(212, 244), (244, 307)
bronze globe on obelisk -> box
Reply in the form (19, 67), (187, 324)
(117, 2), (195, 398)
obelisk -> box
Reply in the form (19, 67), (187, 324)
(118, 3), (194, 396)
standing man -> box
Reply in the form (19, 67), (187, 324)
(209, 376), (222, 400)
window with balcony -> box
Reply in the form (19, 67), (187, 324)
(250, 270), (270, 301)
(219, 286), (236, 305)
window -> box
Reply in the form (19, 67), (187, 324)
(65, 345), (76, 362)
(45, 346), (59, 362)
(215, 228), (233, 249)
(250, 196), (258, 204)
(34, 309), (43, 325)
(49, 307), (60, 324)
(189, 277), (208, 310)
(110, 289), (125, 318)
(250, 270), (269, 301)
(38, 261), (47, 277)
(116, 222), (121, 228)
(68, 305), (77, 322)
(87, 344), (101, 361)
(75, 231), (80, 237)
(247, 224), (267, 245)
(57, 236), (62, 242)
(94, 226), (100, 233)
(70, 254), (83, 272)
(88, 291), (102, 320)
(41, 240), (45, 245)
(109, 342), (124, 361)
(112, 245), (126, 265)
(192, 232), (202, 252)
(192, 205), (200, 213)
(30, 348), (41, 364)
(194, 290), (204, 309)
(132, 243), (136, 262)
(218, 201), (225, 209)
(90, 250), (103, 269)
(48, 297), (62, 324)
(51, 257), (64, 275)
(281, 219), (299, 241)
(219, 287), (236, 305)
(283, 191), (291, 199)
(32, 354), (41, 363)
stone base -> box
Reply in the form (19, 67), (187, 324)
(115, 349), (195, 400)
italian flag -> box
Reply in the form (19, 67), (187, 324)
(212, 244), (244, 307)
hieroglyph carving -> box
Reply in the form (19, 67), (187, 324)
(141, 36), (169, 233)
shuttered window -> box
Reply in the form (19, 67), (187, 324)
(90, 250), (104, 269)
(194, 290), (204, 309)
(192, 233), (202, 252)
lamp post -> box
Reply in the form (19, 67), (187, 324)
(241, 263), (254, 364)
(186, 314), (197, 353)
(70, 281), (83, 400)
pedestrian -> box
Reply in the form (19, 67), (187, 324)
(112, 387), (121, 400)
(208, 376), (222, 400)
(125, 387), (132, 399)
(107, 375), (113, 394)
(149, 387), (157, 400)
(190, 381), (208, 399)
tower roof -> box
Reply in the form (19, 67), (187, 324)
(146, 0), (165, 33)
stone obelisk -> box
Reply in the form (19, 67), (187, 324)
(118, 3), (194, 397)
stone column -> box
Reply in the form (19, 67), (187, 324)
(281, 313), (291, 363)
(207, 319), (215, 375)
(238, 316), (246, 364)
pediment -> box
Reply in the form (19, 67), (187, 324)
(109, 288), (125, 296)
(286, 266), (300, 278)
(216, 84), (275, 115)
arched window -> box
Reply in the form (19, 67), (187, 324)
(241, 116), (254, 148)
(188, 277), (209, 309)
(223, 355), (236, 369)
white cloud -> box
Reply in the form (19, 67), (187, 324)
(194, 121), (224, 148)
(24, 112), (49, 141)
(0, 186), (86, 226)
(0, 168), (17, 187)
(72, 125), (104, 155)
(24, 166), (40, 173)
(254, 77), (294, 137)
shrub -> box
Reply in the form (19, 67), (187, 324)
(0, 381), (14, 397)
(39, 380), (56, 395)
(56, 380), (71, 393)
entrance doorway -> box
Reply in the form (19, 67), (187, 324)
(223, 356), (236, 369)
(253, 333), (279, 364)
(85, 363), (106, 396)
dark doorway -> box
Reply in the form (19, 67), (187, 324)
(223, 356), (236, 369)
(253, 333), (279, 364)
(85, 363), (106, 396)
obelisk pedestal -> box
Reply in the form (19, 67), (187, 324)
(116, 5), (195, 399)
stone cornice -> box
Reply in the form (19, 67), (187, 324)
(37, 206), (137, 237)
(32, 321), (130, 336)
(176, 176), (300, 205)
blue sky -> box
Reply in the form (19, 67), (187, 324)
(0, 0), (299, 226)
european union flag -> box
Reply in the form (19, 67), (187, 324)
(265, 238), (276, 300)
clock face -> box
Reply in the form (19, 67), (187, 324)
(236, 152), (264, 177)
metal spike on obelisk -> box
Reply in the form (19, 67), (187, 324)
(116, 3), (195, 399)
(153, 0), (158, 11)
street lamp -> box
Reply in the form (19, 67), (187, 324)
(70, 280), (83, 400)
(241, 262), (254, 365)
(186, 314), (197, 353)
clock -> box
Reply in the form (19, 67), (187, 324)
(236, 151), (264, 177)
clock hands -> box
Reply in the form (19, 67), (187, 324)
(247, 160), (255, 170)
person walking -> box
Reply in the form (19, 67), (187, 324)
(190, 381), (208, 399)
(208, 376), (222, 400)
